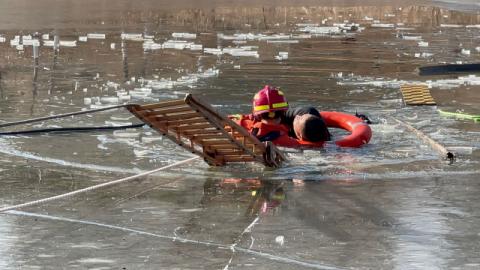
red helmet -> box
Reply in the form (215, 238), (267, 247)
(252, 85), (289, 116)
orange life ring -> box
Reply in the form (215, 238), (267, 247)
(320, 111), (372, 148)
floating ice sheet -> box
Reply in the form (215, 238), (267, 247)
(129, 88), (152, 99)
(275, 51), (289, 60)
(172, 32), (197, 39)
(100, 96), (120, 104)
(204, 48), (222, 55)
(105, 120), (132, 126)
(371, 23), (395, 28)
(400, 35), (423, 41)
(337, 74), (480, 89)
(121, 33), (143, 41)
(19, 39), (40, 46)
(143, 40), (202, 51)
(222, 46), (259, 58)
(258, 34), (291, 40)
(333, 23), (362, 31)
(440, 24), (463, 28)
(139, 68), (219, 92)
(9, 37), (20, 46)
(43, 40), (77, 47)
(418, 41), (429, 47)
(232, 40), (246, 45)
(218, 33), (263, 40)
(298, 26), (341, 35)
(87, 33), (106, 39)
(218, 32), (304, 42)
(415, 52), (433, 58)
(59, 40), (77, 47)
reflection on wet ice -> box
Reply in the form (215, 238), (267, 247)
(0, 1), (479, 269)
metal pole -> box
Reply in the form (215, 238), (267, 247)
(0, 104), (133, 129)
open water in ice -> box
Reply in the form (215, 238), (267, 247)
(0, 1), (480, 269)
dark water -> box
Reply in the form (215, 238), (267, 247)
(0, 1), (480, 269)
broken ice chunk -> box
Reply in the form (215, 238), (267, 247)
(418, 41), (429, 47)
(87, 33), (106, 39)
(172, 32), (197, 39)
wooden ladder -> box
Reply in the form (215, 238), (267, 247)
(127, 94), (286, 167)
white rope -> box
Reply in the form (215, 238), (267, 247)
(0, 156), (199, 213)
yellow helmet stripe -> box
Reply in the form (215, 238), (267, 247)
(272, 102), (288, 109)
(254, 105), (270, 111)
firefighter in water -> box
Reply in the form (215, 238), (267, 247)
(231, 85), (330, 147)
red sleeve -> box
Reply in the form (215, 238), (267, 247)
(273, 135), (325, 148)
(272, 135), (304, 147)
(228, 114), (256, 131)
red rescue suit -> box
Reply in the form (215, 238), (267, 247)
(229, 114), (325, 148)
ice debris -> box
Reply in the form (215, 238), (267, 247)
(275, 51), (289, 61)
(87, 33), (106, 39)
(128, 68), (220, 98)
(59, 40), (77, 47)
(440, 24), (463, 28)
(414, 52), (433, 58)
(222, 46), (259, 58)
(371, 23), (395, 28)
(275, 235), (285, 246)
(297, 26), (342, 35)
(143, 39), (202, 51)
(172, 32), (197, 39)
(337, 74), (480, 89)
(218, 32), (310, 42)
(399, 35), (422, 41)
(43, 40), (77, 47)
(418, 41), (429, 47)
(203, 48), (222, 55)
(121, 33), (144, 41)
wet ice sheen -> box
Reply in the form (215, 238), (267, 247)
(0, 1), (479, 270)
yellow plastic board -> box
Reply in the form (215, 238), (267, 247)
(400, 84), (436, 106)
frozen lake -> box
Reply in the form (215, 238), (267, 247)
(0, 0), (479, 269)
